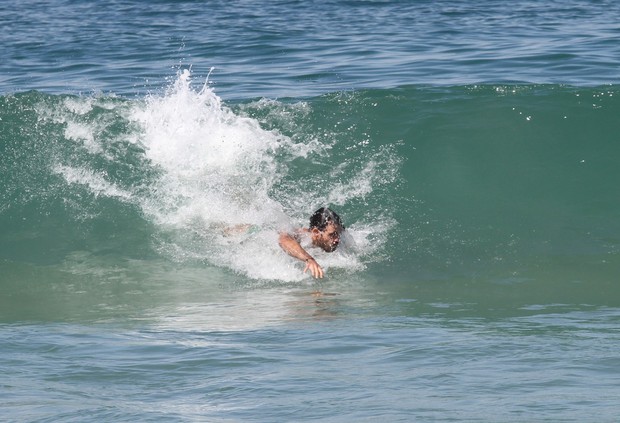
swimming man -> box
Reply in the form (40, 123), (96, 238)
(278, 207), (345, 279)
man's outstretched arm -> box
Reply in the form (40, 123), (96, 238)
(278, 232), (324, 278)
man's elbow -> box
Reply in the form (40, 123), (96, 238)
(278, 232), (291, 248)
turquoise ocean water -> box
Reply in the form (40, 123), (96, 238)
(2, 1), (620, 421)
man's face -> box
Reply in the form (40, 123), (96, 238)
(311, 222), (343, 252)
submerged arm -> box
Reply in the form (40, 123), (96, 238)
(278, 232), (324, 279)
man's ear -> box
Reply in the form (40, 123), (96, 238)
(311, 228), (320, 235)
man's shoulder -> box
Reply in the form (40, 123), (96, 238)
(281, 227), (309, 241)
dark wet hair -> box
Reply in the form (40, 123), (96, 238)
(309, 207), (344, 231)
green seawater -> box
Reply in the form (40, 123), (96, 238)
(2, 83), (620, 317)
(1, 82), (620, 421)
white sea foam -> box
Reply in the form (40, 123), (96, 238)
(64, 121), (103, 154)
(52, 164), (132, 201)
(48, 70), (396, 281)
(63, 97), (93, 115)
(125, 71), (309, 280)
(124, 70), (400, 281)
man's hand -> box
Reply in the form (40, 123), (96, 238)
(304, 258), (324, 279)
(279, 232), (325, 278)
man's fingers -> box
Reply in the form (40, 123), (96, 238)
(316, 264), (323, 278)
(303, 261), (324, 279)
(313, 264), (324, 279)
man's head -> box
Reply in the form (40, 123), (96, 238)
(309, 207), (344, 252)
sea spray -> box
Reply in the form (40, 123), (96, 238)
(129, 70), (400, 280)
(0, 73), (402, 280)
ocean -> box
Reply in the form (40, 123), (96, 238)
(2, 0), (620, 421)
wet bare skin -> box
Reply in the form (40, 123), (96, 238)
(278, 222), (344, 279)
